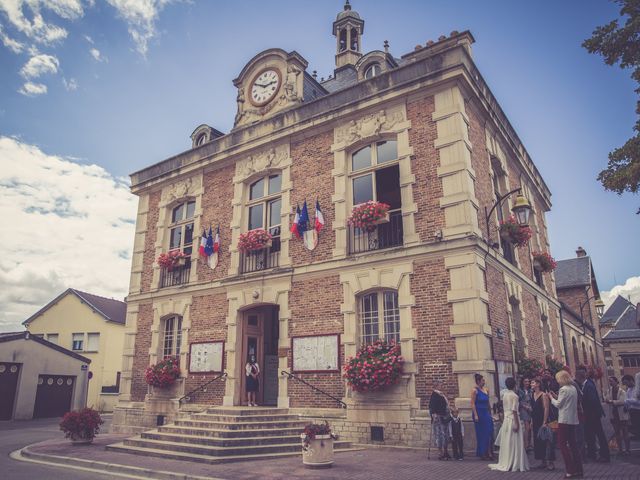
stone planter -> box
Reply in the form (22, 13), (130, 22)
(69, 434), (94, 445)
(374, 211), (390, 225)
(149, 379), (182, 399)
(302, 434), (334, 468)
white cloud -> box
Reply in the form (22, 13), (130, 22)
(0, 136), (137, 332)
(0, 24), (24, 52)
(20, 53), (59, 78)
(83, 33), (93, 43)
(62, 76), (77, 90)
(89, 46), (104, 61)
(105, 0), (175, 56)
(18, 81), (47, 96)
(602, 276), (640, 308)
(0, 0), (70, 45)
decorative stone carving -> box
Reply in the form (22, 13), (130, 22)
(281, 64), (302, 103)
(335, 108), (405, 145)
(236, 147), (289, 180)
(161, 177), (197, 205)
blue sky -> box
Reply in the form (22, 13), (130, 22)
(0, 0), (638, 330)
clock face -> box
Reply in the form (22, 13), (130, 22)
(250, 69), (281, 106)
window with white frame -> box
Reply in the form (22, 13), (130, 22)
(72, 333), (84, 351)
(162, 316), (182, 358)
(169, 200), (195, 256)
(46, 333), (58, 345)
(246, 173), (282, 249)
(350, 140), (400, 208)
(86, 333), (100, 351)
(358, 290), (401, 345)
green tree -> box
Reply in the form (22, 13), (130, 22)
(583, 0), (640, 213)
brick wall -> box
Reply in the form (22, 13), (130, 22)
(407, 95), (445, 243)
(130, 303), (153, 401)
(486, 265), (514, 363)
(140, 192), (160, 292)
(198, 165), (235, 282)
(287, 274), (344, 408)
(289, 130), (335, 265)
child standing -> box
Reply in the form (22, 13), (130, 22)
(450, 406), (464, 460)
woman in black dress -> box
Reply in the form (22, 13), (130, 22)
(245, 354), (260, 406)
(531, 377), (555, 471)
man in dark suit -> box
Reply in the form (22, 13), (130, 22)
(575, 366), (610, 462)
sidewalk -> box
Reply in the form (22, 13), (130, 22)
(15, 434), (640, 480)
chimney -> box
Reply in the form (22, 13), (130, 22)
(576, 246), (587, 258)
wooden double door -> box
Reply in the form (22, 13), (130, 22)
(240, 306), (279, 406)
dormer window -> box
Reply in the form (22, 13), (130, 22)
(364, 63), (381, 79)
(195, 134), (207, 146)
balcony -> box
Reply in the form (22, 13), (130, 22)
(159, 259), (191, 288)
(240, 240), (280, 274)
(348, 209), (403, 254)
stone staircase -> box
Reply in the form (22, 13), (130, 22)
(107, 407), (355, 464)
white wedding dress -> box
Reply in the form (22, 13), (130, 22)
(489, 390), (529, 472)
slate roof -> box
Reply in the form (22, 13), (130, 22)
(603, 297), (639, 341)
(555, 257), (592, 289)
(600, 295), (633, 326)
(22, 288), (126, 326)
(0, 331), (91, 363)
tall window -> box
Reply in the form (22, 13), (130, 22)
(541, 315), (552, 354)
(358, 290), (400, 345)
(572, 337), (579, 367)
(72, 333), (84, 351)
(162, 316), (182, 358)
(247, 173), (281, 250)
(491, 161), (516, 266)
(582, 341), (588, 364)
(510, 299), (525, 361)
(169, 200), (195, 255)
(351, 140), (399, 206)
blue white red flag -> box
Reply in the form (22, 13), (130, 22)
(213, 226), (221, 253)
(315, 200), (325, 233)
(199, 229), (207, 257)
(204, 227), (214, 256)
(291, 204), (301, 239)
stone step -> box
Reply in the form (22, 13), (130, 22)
(142, 430), (301, 447)
(191, 413), (301, 423)
(173, 419), (307, 430)
(205, 407), (290, 416)
(157, 424), (305, 438)
(122, 436), (352, 457)
(106, 442), (361, 465)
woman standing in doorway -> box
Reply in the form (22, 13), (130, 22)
(471, 373), (494, 460)
(246, 354), (260, 406)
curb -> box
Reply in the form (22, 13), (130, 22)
(12, 444), (225, 480)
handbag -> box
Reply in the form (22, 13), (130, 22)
(537, 424), (553, 441)
(547, 420), (559, 432)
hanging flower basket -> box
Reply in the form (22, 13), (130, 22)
(60, 408), (104, 444)
(238, 228), (272, 252)
(498, 215), (532, 248)
(301, 421), (337, 468)
(532, 251), (557, 272)
(348, 201), (390, 233)
(144, 356), (181, 388)
(157, 250), (189, 271)
(343, 340), (404, 392)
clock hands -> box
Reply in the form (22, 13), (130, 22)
(255, 80), (278, 89)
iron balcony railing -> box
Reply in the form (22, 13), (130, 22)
(348, 209), (403, 254)
(159, 258), (191, 288)
(240, 239), (280, 274)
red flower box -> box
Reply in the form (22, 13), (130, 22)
(238, 228), (272, 252)
(348, 201), (391, 233)
(343, 340), (404, 392)
(157, 250), (189, 271)
(532, 251), (557, 272)
(499, 215), (532, 248)
(145, 356), (181, 388)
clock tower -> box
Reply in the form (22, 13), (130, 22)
(333, 0), (364, 69)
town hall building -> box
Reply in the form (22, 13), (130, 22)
(112, 2), (565, 449)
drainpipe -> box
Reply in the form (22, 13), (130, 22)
(558, 308), (569, 369)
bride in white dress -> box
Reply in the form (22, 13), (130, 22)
(489, 377), (529, 472)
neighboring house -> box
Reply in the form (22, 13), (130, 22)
(0, 331), (90, 420)
(113, 3), (566, 446)
(555, 247), (606, 374)
(600, 296), (640, 379)
(23, 288), (126, 412)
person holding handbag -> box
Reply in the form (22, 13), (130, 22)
(531, 377), (555, 471)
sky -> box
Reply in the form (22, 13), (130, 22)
(0, 0), (638, 332)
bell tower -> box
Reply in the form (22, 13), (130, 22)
(332, 1), (364, 69)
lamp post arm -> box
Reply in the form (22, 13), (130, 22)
(484, 187), (522, 247)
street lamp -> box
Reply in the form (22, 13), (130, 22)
(484, 187), (533, 248)
(579, 295), (605, 320)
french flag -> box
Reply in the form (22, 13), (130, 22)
(291, 204), (301, 239)
(213, 226), (221, 253)
(198, 229), (207, 257)
(315, 200), (325, 233)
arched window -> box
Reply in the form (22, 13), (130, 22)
(582, 341), (588, 365)
(510, 298), (525, 361)
(169, 200), (195, 255)
(358, 290), (400, 345)
(339, 29), (347, 52)
(541, 314), (552, 353)
(350, 28), (359, 51)
(589, 346), (595, 367)
(195, 133), (207, 146)
(364, 63), (381, 79)
(572, 337), (579, 368)
(162, 315), (182, 358)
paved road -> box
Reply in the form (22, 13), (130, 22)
(0, 416), (116, 480)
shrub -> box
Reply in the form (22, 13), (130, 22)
(59, 408), (104, 441)
(517, 357), (544, 379)
(300, 421), (337, 450)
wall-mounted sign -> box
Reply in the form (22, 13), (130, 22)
(189, 341), (224, 373)
(292, 334), (339, 373)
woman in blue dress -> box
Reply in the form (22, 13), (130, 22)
(471, 373), (495, 460)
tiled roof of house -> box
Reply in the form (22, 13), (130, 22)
(603, 298), (638, 341)
(555, 256), (591, 289)
(600, 295), (633, 325)
(0, 331), (91, 362)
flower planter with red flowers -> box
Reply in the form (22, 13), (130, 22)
(348, 201), (391, 233)
(157, 250), (189, 271)
(498, 215), (532, 248)
(144, 356), (181, 388)
(532, 251), (557, 272)
(59, 408), (104, 444)
(300, 421), (337, 468)
(238, 228), (273, 252)
(578, 363), (604, 380)
(343, 340), (404, 393)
